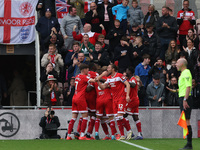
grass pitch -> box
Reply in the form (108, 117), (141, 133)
(1, 138), (200, 150)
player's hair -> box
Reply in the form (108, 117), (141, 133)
(98, 34), (105, 39)
(110, 63), (118, 71)
(142, 54), (150, 60)
(114, 19), (120, 23)
(127, 66), (135, 74)
(79, 63), (89, 71)
(132, 0), (138, 3)
(49, 43), (56, 48)
(89, 62), (97, 71)
(95, 41), (103, 46)
(72, 41), (80, 46)
(69, 6), (76, 13)
(145, 22), (153, 29)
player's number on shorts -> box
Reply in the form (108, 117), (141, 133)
(75, 81), (78, 90)
(119, 104), (123, 109)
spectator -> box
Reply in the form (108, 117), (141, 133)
(95, 0), (117, 5)
(65, 42), (81, 68)
(97, 34), (109, 53)
(80, 34), (95, 59)
(72, 23), (106, 46)
(44, 31), (64, 54)
(182, 28), (199, 50)
(177, 0), (196, 50)
(129, 32), (137, 48)
(143, 4), (159, 29)
(183, 39), (198, 76)
(143, 23), (160, 64)
(41, 44), (64, 75)
(85, 2), (102, 33)
(165, 76), (179, 106)
(107, 19), (124, 61)
(36, 0), (56, 17)
(156, 6), (178, 60)
(36, 8), (60, 51)
(112, 0), (129, 34)
(8, 70), (27, 106)
(64, 77), (75, 106)
(135, 75), (147, 106)
(127, 0), (144, 29)
(89, 41), (110, 66)
(97, 0), (114, 35)
(67, 0), (85, 25)
(114, 36), (133, 73)
(40, 62), (59, 83)
(0, 73), (7, 107)
(132, 36), (148, 68)
(60, 6), (83, 50)
(68, 53), (88, 80)
(42, 75), (61, 106)
(129, 23), (143, 37)
(194, 56), (200, 85)
(165, 40), (180, 65)
(135, 54), (152, 88)
(191, 79), (200, 109)
(148, 57), (167, 85)
(146, 73), (165, 107)
(39, 107), (61, 139)
(166, 60), (180, 84)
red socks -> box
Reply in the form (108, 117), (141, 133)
(123, 118), (131, 131)
(136, 120), (142, 132)
(95, 118), (100, 132)
(101, 122), (109, 135)
(109, 120), (117, 135)
(116, 118), (124, 136)
(77, 117), (82, 133)
(87, 116), (96, 134)
(68, 118), (76, 134)
(80, 117), (88, 133)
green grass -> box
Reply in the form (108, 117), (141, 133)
(0, 138), (200, 150)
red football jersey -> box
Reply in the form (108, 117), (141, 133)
(129, 76), (139, 101)
(105, 73), (126, 101)
(73, 74), (91, 101)
(86, 71), (99, 100)
(94, 77), (112, 101)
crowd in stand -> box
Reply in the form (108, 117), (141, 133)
(34, 0), (200, 108)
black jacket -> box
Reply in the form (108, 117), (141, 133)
(97, 2), (114, 25)
(143, 10), (159, 28)
(91, 49), (110, 66)
(36, 0), (56, 17)
(156, 15), (178, 39)
(85, 10), (102, 33)
(114, 45), (133, 72)
(132, 44), (148, 67)
(39, 116), (60, 136)
(107, 27), (124, 53)
(143, 31), (160, 59)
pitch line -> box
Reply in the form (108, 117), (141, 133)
(119, 140), (153, 150)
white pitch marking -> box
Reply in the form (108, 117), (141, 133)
(119, 140), (153, 150)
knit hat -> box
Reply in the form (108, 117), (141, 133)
(47, 75), (57, 81)
(45, 8), (52, 13)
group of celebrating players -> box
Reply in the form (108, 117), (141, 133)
(66, 63), (143, 140)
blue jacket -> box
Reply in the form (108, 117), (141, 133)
(112, 4), (129, 22)
(36, 16), (60, 39)
(135, 63), (152, 87)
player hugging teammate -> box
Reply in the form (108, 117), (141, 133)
(66, 63), (143, 140)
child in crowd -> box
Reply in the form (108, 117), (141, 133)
(112, 0), (129, 34)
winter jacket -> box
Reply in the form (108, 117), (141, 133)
(143, 10), (159, 28)
(36, 0), (56, 17)
(143, 31), (161, 59)
(146, 81), (165, 106)
(132, 44), (148, 67)
(127, 6), (144, 26)
(36, 16), (60, 39)
(156, 15), (178, 39)
(91, 49), (110, 66)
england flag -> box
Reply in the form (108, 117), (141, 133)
(0, 0), (38, 44)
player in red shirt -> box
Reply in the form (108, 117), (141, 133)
(66, 64), (96, 140)
(124, 67), (143, 140)
(97, 64), (132, 140)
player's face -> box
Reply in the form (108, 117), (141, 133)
(83, 68), (89, 74)
(107, 65), (112, 74)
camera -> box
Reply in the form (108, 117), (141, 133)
(48, 110), (55, 116)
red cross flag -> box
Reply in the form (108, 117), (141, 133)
(0, 0), (38, 44)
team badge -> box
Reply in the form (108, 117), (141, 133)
(19, 2), (33, 16)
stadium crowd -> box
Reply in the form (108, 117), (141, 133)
(34, 0), (200, 109)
